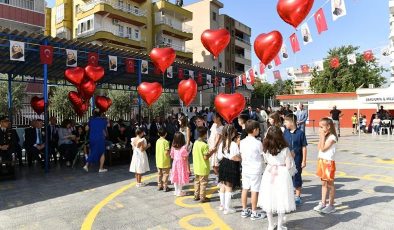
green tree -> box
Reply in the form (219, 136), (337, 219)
(310, 45), (386, 93)
(272, 79), (294, 95)
(107, 90), (135, 119)
(49, 86), (77, 119)
(143, 93), (174, 118)
(0, 81), (26, 117)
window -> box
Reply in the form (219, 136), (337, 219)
(134, 28), (140, 40)
(212, 12), (217, 21)
(118, 0), (124, 8)
(118, 25), (124, 37)
(127, 3), (131, 12)
(126, 27), (132, 38)
(219, 62), (222, 68)
(87, 20), (91, 30)
(56, 4), (65, 23)
(134, 6), (139, 14)
(0, 0), (9, 4)
(75, 4), (80, 14)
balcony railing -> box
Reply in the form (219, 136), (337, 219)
(157, 41), (192, 53)
(235, 36), (251, 45)
(155, 15), (192, 33)
(80, 0), (147, 17)
(77, 27), (146, 44)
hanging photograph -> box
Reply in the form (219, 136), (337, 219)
(314, 60), (324, 71)
(220, 78), (226, 87)
(109, 55), (118, 71)
(10, 41), (25, 62)
(301, 23), (313, 45)
(189, 70), (194, 79)
(347, 53), (356, 65)
(281, 44), (289, 60)
(167, 66), (173, 78)
(141, 60), (149, 74)
(331, 0), (347, 21)
(206, 74), (212, 86)
(66, 49), (77, 67)
(286, 67), (295, 78)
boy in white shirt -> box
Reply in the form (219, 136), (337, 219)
(240, 120), (265, 220)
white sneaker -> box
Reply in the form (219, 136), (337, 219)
(138, 182), (146, 187)
(320, 205), (336, 214)
(313, 202), (326, 212)
(98, 169), (108, 173)
(223, 208), (236, 215)
(83, 165), (88, 172)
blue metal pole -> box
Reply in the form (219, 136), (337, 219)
(137, 60), (142, 124)
(7, 74), (12, 123)
(43, 39), (49, 173)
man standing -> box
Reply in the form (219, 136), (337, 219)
(330, 106), (343, 137)
(283, 104), (293, 116)
(296, 104), (308, 132)
(256, 107), (268, 138)
(248, 106), (257, 121)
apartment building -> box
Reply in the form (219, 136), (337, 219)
(390, 0), (394, 76)
(0, 0), (46, 33)
(46, 0), (193, 62)
(292, 68), (313, 95)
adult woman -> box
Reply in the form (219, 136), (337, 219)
(83, 109), (108, 173)
(58, 119), (78, 167)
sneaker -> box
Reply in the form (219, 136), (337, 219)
(295, 196), (302, 206)
(98, 169), (108, 173)
(139, 182), (146, 187)
(158, 187), (163, 191)
(164, 187), (171, 192)
(193, 196), (200, 201)
(250, 211), (266, 220)
(241, 208), (251, 218)
(320, 205), (336, 214)
(200, 197), (210, 203)
(176, 191), (186, 197)
(223, 208), (236, 215)
(313, 202), (326, 212)
(217, 205), (224, 211)
(83, 165), (88, 172)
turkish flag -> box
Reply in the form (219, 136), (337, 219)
(236, 75), (242, 87)
(214, 76), (220, 87)
(301, 65), (310, 73)
(40, 45), (53, 65)
(178, 67), (184, 79)
(273, 70), (281, 80)
(248, 69), (256, 85)
(314, 8), (328, 34)
(197, 71), (203, 85)
(125, 58), (135, 73)
(330, 57), (340, 69)
(290, 33), (300, 53)
(88, 52), (99, 66)
(363, 50), (374, 62)
(259, 62), (265, 75)
(154, 64), (161, 75)
(274, 55), (281, 66)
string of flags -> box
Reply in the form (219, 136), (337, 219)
(237, 0), (381, 86)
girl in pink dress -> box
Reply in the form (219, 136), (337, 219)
(170, 132), (189, 196)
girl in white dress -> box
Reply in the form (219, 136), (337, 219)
(130, 128), (151, 187)
(259, 126), (296, 230)
(208, 113), (223, 177)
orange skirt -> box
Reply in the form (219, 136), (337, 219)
(316, 159), (336, 181)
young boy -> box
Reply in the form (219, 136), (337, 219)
(192, 126), (213, 203)
(155, 128), (171, 192)
(239, 120), (265, 220)
(351, 113), (358, 134)
(283, 114), (308, 206)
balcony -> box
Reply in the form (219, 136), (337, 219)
(153, 0), (192, 21)
(390, 0), (394, 13)
(156, 41), (192, 60)
(77, 28), (146, 49)
(235, 54), (251, 66)
(155, 16), (193, 40)
(77, 0), (147, 26)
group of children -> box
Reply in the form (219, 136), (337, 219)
(128, 113), (338, 230)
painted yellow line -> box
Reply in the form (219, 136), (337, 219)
(376, 158), (394, 165)
(81, 174), (157, 230)
(306, 161), (394, 170)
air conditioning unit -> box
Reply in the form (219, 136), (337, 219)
(112, 19), (119, 25)
(369, 84), (374, 88)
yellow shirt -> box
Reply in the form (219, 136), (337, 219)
(155, 137), (170, 168)
(351, 116), (357, 124)
(192, 140), (210, 176)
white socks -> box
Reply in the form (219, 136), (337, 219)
(278, 213), (285, 229)
(266, 212), (286, 229)
(224, 192), (232, 210)
(267, 212), (274, 229)
(174, 183), (183, 195)
(219, 192), (225, 208)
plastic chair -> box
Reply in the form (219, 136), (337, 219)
(379, 120), (391, 135)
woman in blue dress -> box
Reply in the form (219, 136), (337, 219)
(83, 109), (108, 173)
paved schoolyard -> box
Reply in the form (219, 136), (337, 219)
(0, 128), (393, 230)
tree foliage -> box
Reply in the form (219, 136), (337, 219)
(272, 79), (294, 95)
(144, 93), (174, 118)
(0, 81), (26, 117)
(107, 90), (134, 119)
(49, 86), (77, 119)
(253, 81), (274, 99)
(310, 45), (386, 93)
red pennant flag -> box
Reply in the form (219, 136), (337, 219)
(314, 8), (328, 34)
(248, 69), (256, 85)
(226, 80), (232, 88)
(330, 57), (340, 69)
(197, 71), (203, 85)
(363, 50), (374, 62)
(214, 76), (220, 87)
(273, 70), (282, 80)
(242, 73), (247, 85)
(274, 55), (281, 66)
(125, 58), (135, 73)
(178, 67), (184, 79)
(154, 64), (161, 75)
(259, 62), (265, 74)
(290, 33), (300, 53)
(88, 52), (99, 66)
(40, 45), (53, 65)
(301, 64), (310, 73)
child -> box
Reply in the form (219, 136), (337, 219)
(283, 114), (308, 206)
(237, 113), (249, 140)
(359, 115), (367, 133)
(268, 112), (285, 132)
(130, 128), (150, 187)
(155, 128), (171, 192)
(239, 120), (265, 220)
(217, 124), (241, 214)
(170, 132), (189, 196)
(258, 126), (296, 230)
(208, 112), (223, 180)
(351, 113), (358, 134)
(192, 126), (213, 203)
(314, 118), (338, 214)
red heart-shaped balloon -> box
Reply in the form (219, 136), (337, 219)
(149, 48), (176, 73)
(68, 91), (84, 108)
(79, 80), (96, 100)
(201, 29), (230, 58)
(85, 65), (105, 82)
(178, 78), (197, 107)
(30, 96), (45, 115)
(214, 93), (246, 124)
(74, 102), (89, 117)
(95, 96), (112, 112)
(137, 82), (163, 106)
(277, 0), (314, 28)
(254, 31), (283, 66)
(64, 67), (85, 86)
